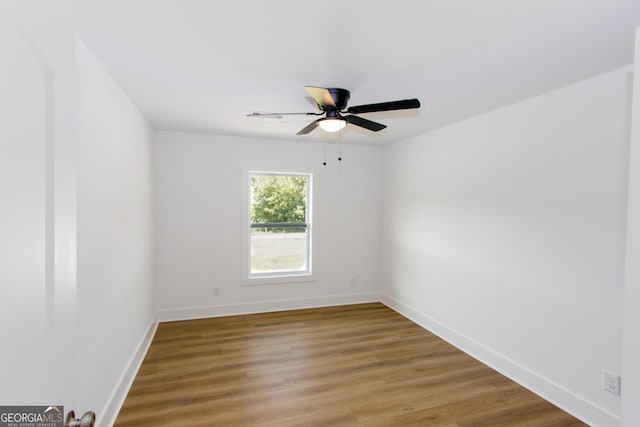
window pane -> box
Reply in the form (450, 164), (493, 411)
(248, 173), (311, 278)
(250, 226), (307, 273)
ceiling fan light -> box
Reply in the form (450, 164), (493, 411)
(318, 118), (347, 133)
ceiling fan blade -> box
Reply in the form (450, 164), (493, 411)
(296, 119), (321, 135)
(347, 98), (421, 114)
(305, 86), (337, 109)
(345, 115), (387, 132)
(247, 112), (284, 119)
(247, 111), (321, 119)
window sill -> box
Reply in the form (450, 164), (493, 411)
(242, 273), (316, 286)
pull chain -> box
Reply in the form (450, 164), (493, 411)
(323, 140), (327, 166)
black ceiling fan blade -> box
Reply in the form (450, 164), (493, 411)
(345, 115), (387, 132)
(296, 119), (321, 135)
(347, 98), (421, 114)
(305, 86), (337, 109)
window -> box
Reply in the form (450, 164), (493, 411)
(246, 172), (312, 282)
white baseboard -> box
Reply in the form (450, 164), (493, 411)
(157, 292), (380, 323)
(380, 293), (620, 427)
(98, 315), (158, 427)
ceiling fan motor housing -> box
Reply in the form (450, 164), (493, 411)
(325, 88), (350, 111)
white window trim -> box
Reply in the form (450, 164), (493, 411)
(241, 170), (315, 286)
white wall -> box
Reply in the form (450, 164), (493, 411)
(0, 0), (76, 407)
(76, 40), (155, 425)
(0, 6), (155, 423)
(381, 67), (632, 426)
(621, 28), (640, 427)
(154, 131), (382, 319)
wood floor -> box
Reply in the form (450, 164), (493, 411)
(115, 303), (586, 426)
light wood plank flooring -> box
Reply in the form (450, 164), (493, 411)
(115, 303), (586, 426)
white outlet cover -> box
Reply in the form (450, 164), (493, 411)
(603, 370), (621, 396)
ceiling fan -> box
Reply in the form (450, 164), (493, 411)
(247, 86), (421, 135)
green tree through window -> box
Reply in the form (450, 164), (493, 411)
(251, 175), (306, 224)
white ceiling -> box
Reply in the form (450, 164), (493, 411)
(74, 0), (640, 145)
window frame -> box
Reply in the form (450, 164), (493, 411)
(242, 171), (314, 285)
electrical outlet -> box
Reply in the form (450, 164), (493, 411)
(603, 370), (621, 396)
(350, 277), (358, 287)
(212, 286), (220, 296)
